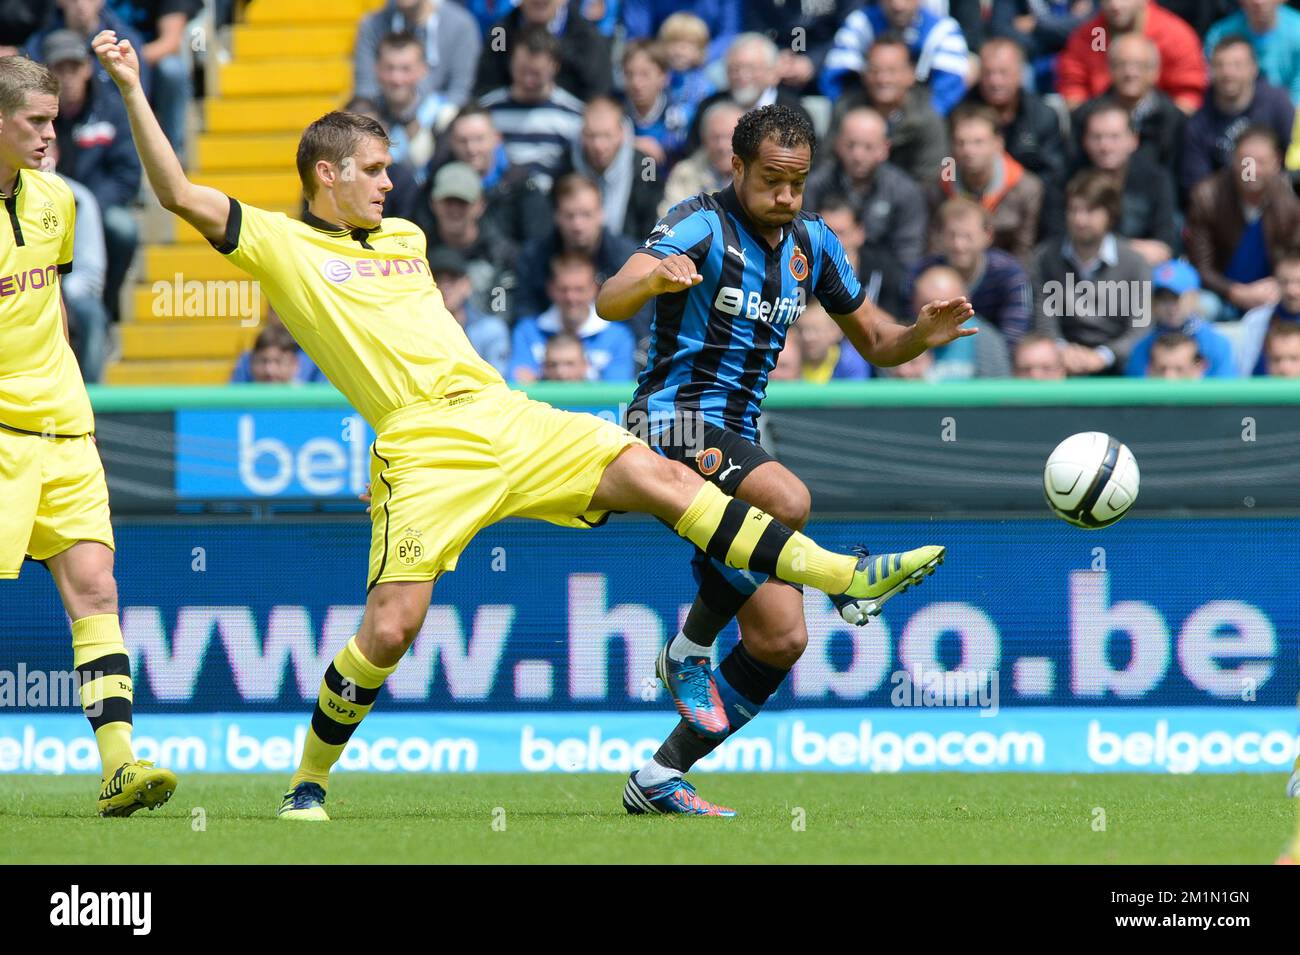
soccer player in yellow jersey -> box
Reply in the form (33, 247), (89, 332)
(96, 30), (970, 820)
(0, 56), (177, 816)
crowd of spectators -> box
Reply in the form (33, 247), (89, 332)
(6, 0), (1300, 385)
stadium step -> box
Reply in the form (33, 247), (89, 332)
(219, 60), (353, 98)
(245, 0), (381, 25)
(233, 25), (357, 60)
(120, 323), (261, 360)
(206, 96), (340, 134)
(187, 170), (302, 207)
(144, 246), (248, 283)
(103, 359), (235, 386)
(196, 134), (301, 171)
(131, 286), (269, 324)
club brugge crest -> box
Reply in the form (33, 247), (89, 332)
(789, 246), (809, 281)
(696, 447), (723, 475)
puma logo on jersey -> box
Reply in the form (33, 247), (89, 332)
(726, 245), (746, 263)
(719, 459), (742, 481)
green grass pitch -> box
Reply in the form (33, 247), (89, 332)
(0, 773), (1291, 864)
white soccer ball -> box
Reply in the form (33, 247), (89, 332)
(1043, 432), (1140, 529)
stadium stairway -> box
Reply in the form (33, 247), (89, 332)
(105, 0), (382, 385)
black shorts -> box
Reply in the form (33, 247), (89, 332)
(646, 418), (775, 495)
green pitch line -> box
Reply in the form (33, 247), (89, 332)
(0, 773), (1290, 865)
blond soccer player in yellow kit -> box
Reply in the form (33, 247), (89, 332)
(96, 30), (972, 821)
(0, 57), (177, 816)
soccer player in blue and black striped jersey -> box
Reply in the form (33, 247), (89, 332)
(599, 104), (976, 816)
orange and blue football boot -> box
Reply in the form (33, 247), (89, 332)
(623, 772), (736, 817)
(656, 642), (729, 739)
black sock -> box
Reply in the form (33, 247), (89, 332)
(654, 719), (723, 773)
(718, 641), (789, 706)
(681, 560), (753, 646)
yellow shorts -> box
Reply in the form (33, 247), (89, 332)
(366, 385), (643, 589)
(0, 427), (114, 578)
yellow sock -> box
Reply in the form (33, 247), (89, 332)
(291, 636), (397, 789)
(673, 482), (855, 593)
(71, 613), (135, 776)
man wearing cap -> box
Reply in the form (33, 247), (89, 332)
(428, 246), (511, 376)
(1124, 260), (1237, 377)
(412, 161), (516, 318)
(45, 28), (140, 324)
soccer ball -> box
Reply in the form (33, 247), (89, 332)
(1043, 432), (1140, 529)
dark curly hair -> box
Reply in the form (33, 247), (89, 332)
(732, 104), (817, 167)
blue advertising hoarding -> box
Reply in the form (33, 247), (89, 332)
(2, 516), (1298, 773)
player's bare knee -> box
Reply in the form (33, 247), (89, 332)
(767, 623), (809, 664)
(649, 456), (701, 514)
(745, 624), (806, 669)
(767, 484), (812, 531)
(367, 615), (419, 662)
(72, 573), (118, 617)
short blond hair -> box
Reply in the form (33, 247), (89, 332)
(657, 12), (710, 48)
(0, 56), (59, 117)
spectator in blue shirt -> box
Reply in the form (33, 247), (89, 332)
(623, 0), (740, 65)
(539, 331), (591, 380)
(1205, 0), (1300, 105)
(230, 312), (328, 383)
(656, 12), (716, 133)
(823, 0), (972, 116)
(620, 40), (690, 165)
(510, 253), (635, 382)
(231, 324), (320, 385)
(1146, 331), (1209, 379)
(1126, 260), (1237, 377)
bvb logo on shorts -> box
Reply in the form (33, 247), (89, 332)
(695, 447), (723, 476)
(789, 247), (809, 281)
(40, 206), (60, 235)
(396, 530), (424, 566)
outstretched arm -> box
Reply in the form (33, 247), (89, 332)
(833, 296), (977, 368)
(92, 30), (230, 245)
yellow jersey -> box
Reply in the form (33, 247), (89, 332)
(215, 200), (502, 430)
(0, 169), (92, 436)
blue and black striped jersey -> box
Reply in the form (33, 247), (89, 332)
(629, 185), (867, 441)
